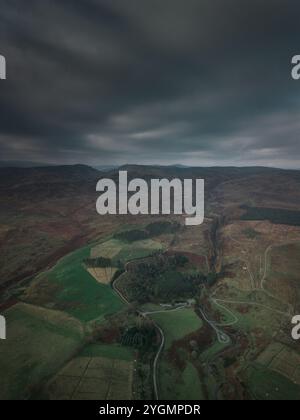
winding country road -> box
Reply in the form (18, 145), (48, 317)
(210, 234), (300, 325)
(199, 233), (294, 348)
(112, 272), (187, 400)
(111, 231), (299, 399)
(198, 306), (231, 344)
(151, 322), (164, 401)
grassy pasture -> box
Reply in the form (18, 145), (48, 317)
(265, 243), (300, 309)
(91, 238), (164, 265)
(151, 309), (204, 400)
(256, 343), (300, 385)
(23, 245), (124, 322)
(91, 239), (123, 260)
(46, 355), (133, 400)
(79, 343), (135, 361)
(116, 239), (164, 263)
(159, 360), (205, 400)
(211, 284), (287, 336)
(256, 342), (284, 366)
(151, 308), (203, 350)
(0, 303), (84, 400)
(87, 267), (118, 285)
(245, 364), (300, 400)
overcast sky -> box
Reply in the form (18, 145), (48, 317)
(0, 0), (300, 168)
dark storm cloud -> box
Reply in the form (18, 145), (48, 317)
(0, 0), (300, 167)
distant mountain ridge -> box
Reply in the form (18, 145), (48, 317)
(0, 160), (57, 168)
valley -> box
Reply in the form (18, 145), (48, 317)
(0, 165), (300, 400)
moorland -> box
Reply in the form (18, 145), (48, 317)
(0, 164), (299, 400)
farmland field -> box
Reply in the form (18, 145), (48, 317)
(264, 243), (300, 310)
(23, 245), (124, 322)
(87, 267), (118, 285)
(151, 309), (205, 400)
(87, 237), (165, 284)
(245, 365), (300, 400)
(210, 285), (288, 336)
(45, 355), (134, 400)
(0, 303), (84, 400)
(91, 239), (123, 260)
(256, 343), (300, 385)
(1, 165), (300, 400)
(79, 343), (135, 361)
(151, 309), (203, 350)
(91, 238), (165, 264)
(159, 360), (206, 400)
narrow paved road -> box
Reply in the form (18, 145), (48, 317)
(112, 273), (186, 400)
(198, 306), (230, 344)
(151, 322), (164, 401)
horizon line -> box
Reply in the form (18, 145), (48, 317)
(0, 161), (300, 172)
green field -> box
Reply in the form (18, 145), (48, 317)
(91, 239), (123, 259)
(0, 242), (128, 400)
(200, 340), (229, 362)
(159, 360), (205, 400)
(24, 245), (124, 322)
(79, 343), (135, 361)
(0, 303), (84, 400)
(153, 309), (205, 400)
(211, 285), (287, 337)
(46, 355), (134, 400)
(265, 243), (300, 309)
(246, 365), (300, 400)
(151, 308), (203, 350)
(92, 238), (164, 265)
(8, 239), (163, 400)
(117, 239), (164, 263)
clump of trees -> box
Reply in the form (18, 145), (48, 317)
(121, 317), (157, 351)
(113, 221), (181, 243)
(240, 205), (300, 227)
(205, 272), (218, 287)
(114, 229), (149, 242)
(83, 257), (112, 268)
(121, 326), (156, 350)
(122, 253), (208, 303)
(127, 253), (188, 276)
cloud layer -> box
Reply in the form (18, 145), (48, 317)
(0, 0), (300, 167)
